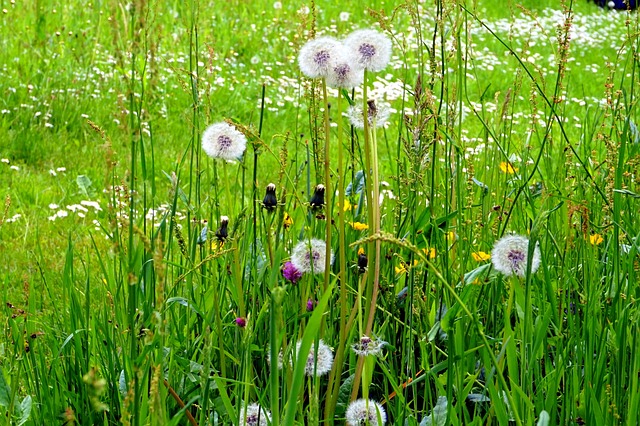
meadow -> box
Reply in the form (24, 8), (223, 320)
(1, 0), (639, 424)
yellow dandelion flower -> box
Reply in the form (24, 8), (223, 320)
(395, 264), (407, 275)
(423, 247), (436, 259)
(350, 221), (369, 231)
(283, 212), (293, 228)
(471, 251), (491, 261)
(499, 162), (518, 174)
(589, 234), (603, 245)
(342, 199), (353, 211)
(357, 247), (365, 256)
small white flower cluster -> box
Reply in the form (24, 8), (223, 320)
(239, 403), (271, 426)
(47, 200), (103, 222)
(298, 28), (392, 89)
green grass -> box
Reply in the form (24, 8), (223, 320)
(1, 0), (639, 425)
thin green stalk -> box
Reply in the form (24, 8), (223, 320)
(322, 79), (332, 293)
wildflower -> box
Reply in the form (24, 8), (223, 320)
(347, 99), (391, 129)
(273, 1), (282, 9)
(341, 198), (353, 211)
(345, 399), (387, 426)
(298, 36), (343, 79)
(423, 247), (436, 259)
(306, 299), (315, 312)
(357, 248), (368, 273)
(202, 122), (247, 161)
(499, 161), (518, 174)
(283, 212), (293, 229)
(235, 317), (247, 328)
(215, 216), (229, 242)
(326, 60), (364, 89)
(239, 403), (271, 426)
(309, 184), (325, 210)
(262, 183), (277, 211)
(350, 221), (369, 231)
(291, 239), (333, 274)
(343, 29), (392, 72)
(395, 260), (418, 275)
(351, 335), (386, 357)
(491, 234), (541, 278)
(282, 261), (303, 284)
(589, 234), (604, 245)
(472, 251), (491, 261)
(296, 339), (333, 376)
(339, 11), (350, 21)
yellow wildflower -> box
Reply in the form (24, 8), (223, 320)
(350, 221), (369, 231)
(342, 199), (353, 212)
(446, 231), (456, 241)
(395, 260), (418, 275)
(499, 162), (518, 174)
(589, 234), (603, 245)
(357, 247), (365, 256)
(283, 212), (293, 228)
(423, 247), (436, 259)
(472, 251), (491, 261)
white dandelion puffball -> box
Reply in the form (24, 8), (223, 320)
(291, 238), (333, 274)
(346, 399), (387, 426)
(298, 36), (343, 79)
(326, 60), (364, 89)
(296, 339), (334, 377)
(351, 335), (386, 357)
(347, 100), (391, 129)
(491, 234), (541, 278)
(240, 403), (271, 426)
(202, 122), (247, 161)
(344, 29), (392, 72)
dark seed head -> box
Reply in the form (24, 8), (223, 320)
(262, 183), (277, 211)
(309, 184), (325, 209)
(216, 216), (229, 241)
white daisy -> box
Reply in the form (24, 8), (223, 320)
(202, 122), (247, 161)
(491, 234), (541, 278)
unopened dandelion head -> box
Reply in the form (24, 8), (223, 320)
(298, 36), (343, 79)
(345, 399), (387, 426)
(262, 183), (277, 211)
(296, 339), (333, 377)
(202, 122), (247, 161)
(291, 238), (333, 274)
(491, 234), (541, 278)
(240, 403), (271, 426)
(326, 60), (364, 89)
(351, 335), (386, 357)
(344, 29), (392, 72)
(347, 99), (391, 129)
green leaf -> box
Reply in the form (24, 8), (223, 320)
(0, 367), (10, 407)
(76, 174), (94, 197)
(16, 395), (32, 426)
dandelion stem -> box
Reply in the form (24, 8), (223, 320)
(322, 78), (332, 293)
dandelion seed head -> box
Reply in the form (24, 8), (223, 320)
(347, 100), (391, 129)
(344, 29), (392, 72)
(240, 403), (271, 426)
(202, 122), (247, 161)
(296, 339), (333, 376)
(491, 235), (541, 278)
(345, 399), (387, 426)
(298, 36), (342, 79)
(326, 61), (363, 89)
(291, 239), (333, 274)
(351, 335), (386, 357)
